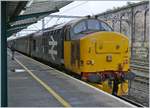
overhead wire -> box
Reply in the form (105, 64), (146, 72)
(60, 1), (88, 13)
(88, 2), (94, 16)
(32, 24), (41, 30)
(55, 17), (61, 25)
(43, 17), (53, 27)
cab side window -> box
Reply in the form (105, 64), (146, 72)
(74, 21), (86, 34)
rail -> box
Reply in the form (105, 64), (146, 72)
(131, 59), (149, 66)
(117, 96), (144, 107)
(128, 61), (149, 107)
(131, 64), (149, 71)
(130, 62), (149, 79)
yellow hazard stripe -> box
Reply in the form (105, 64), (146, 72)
(15, 58), (71, 107)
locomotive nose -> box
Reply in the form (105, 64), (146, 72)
(80, 31), (130, 72)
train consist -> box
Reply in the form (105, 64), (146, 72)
(8, 17), (135, 96)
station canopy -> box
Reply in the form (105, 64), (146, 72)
(6, 0), (72, 37)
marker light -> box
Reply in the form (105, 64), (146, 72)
(106, 55), (112, 62)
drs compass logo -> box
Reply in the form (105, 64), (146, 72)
(48, 36), (58, 60)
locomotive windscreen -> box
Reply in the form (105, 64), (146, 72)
(71, 19), (112, 40)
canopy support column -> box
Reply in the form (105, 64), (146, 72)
(1, 1), (7, 107)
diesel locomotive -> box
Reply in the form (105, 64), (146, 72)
(8, 17), (135, 96)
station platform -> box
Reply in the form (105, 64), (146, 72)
(8, 50), (135, 107)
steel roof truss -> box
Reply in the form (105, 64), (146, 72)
(11, 9), (59, 22)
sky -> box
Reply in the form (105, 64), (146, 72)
(14, 1), (141, 37)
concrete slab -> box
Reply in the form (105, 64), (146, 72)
(8, 53), (62, 107)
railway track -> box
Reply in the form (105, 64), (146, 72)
(130, 58), (149, 68)
(131, 70), (148, 78)
(120, 60), (149, 107)
(133, 77), (149, 85)
(131, 64), (149, 71)
(130, 61), (149, 79)
(127, 68), (149, 107)
(131, 61), (149, 67)
(131, 59), (148, 64)
(117, 96), (144, 107)
(127, 87), (149, 107)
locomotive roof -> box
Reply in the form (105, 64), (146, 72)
(47, 17), (99, 30)
(45, 18), (84, 30)
(8, 17), (100, 41)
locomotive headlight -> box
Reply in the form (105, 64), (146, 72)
(116, 44), (120, 49)
(99, 44), (103, 49)
(125, 48), (128, 53)
(106, 55), (112, 62)
(123, 59), (128, 64)
(80, 60), (84, 66)
(118, 63), (123, 70)
(86, 60), (94, 65)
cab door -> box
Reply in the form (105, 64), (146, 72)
(64, 26), (72, 70)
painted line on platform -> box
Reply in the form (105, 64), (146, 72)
(14, 58), (71, 107)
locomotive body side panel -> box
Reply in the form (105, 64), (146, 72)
(41, 34), (49, 62)
(29, 30), (63, 65)
(46, 30), (63, 65)
(30, 35), (41, 58)
(14, 36), (30, 55)
(64, 41), (72, 70)
(64, 40), (81, 74)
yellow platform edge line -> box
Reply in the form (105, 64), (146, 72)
(14, 58), (72, 107)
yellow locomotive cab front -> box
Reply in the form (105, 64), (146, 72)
(79, 32), (130, 73)
(64, 18), (135, 96)
(79, 32), (130, 95)
(64, 31), (131, 95)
